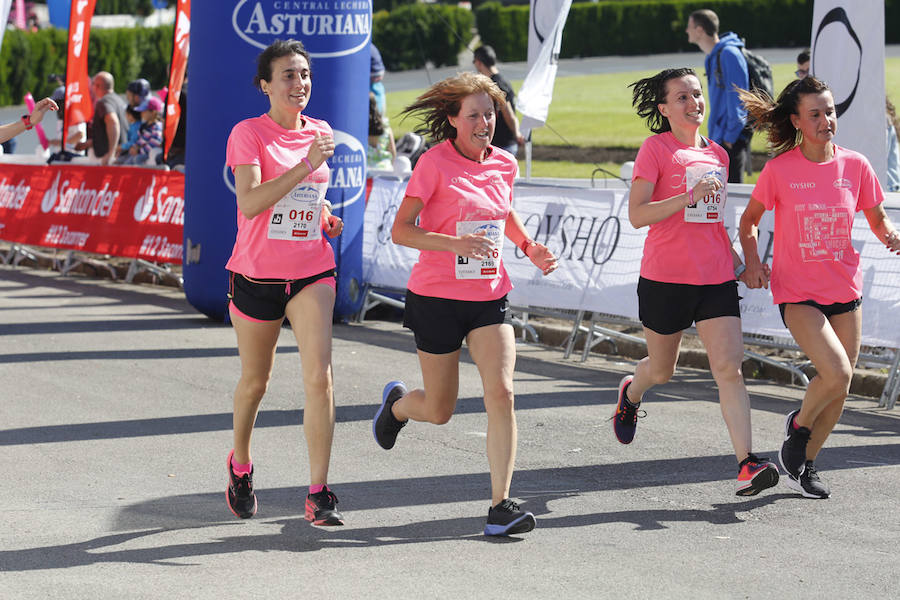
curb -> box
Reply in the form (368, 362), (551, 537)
(515, 320), (889, 400)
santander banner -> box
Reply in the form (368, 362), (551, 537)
(164, 0), (190, 160)
(185, 0), (372, 321)
(0, 164), (184, 264)
(64, 0), (96, 136)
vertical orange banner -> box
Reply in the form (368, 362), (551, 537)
(63, 0), (97, 137)
(164, 0), (191, 160)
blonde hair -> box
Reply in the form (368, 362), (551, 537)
(400, 72), (506, 143)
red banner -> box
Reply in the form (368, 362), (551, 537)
(63, 0), (96, 137)
(164, 0), (191, 160)
(0, 164), (184, 264)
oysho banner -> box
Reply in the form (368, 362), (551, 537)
(364, 178), (900, 348)
(0, 164), (185, 263)
(185, 0), (371, 321)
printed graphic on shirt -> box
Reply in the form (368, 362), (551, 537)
(455, 219), (505, 279)
(268, 182), (326, 241)
(684, 163), (727, 223)
(794, 203), (852, 262)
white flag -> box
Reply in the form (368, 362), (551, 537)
(518, 0), (572, 134)
(811, 0), (887, 187)
(0, 0), (12, 51)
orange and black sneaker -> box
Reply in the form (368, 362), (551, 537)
(226, 449), (257, 519)
(612, 375), (644, 444)
(305, 486), (344, 526)
(735, 453), (779, 496)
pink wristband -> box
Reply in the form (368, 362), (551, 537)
(688, 188), (693, 204)
(302, 157), (313, 172)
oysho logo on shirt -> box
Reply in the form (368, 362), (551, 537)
(833, 178), (852, 189)
(790, 181), (816, 190)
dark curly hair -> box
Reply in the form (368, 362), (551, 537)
(629, 68), (698, 134)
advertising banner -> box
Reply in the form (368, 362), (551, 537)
(811, 1), (887, 186)
(518, 0), (572, 134)
(364, 178), (900, 348)
(185, 1), (371, 321)
(63, 0), (96, 138)
(164, 0), (190, 160)
(0, 164), (184, 264)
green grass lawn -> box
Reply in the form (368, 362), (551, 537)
(386, 57), (900, 180)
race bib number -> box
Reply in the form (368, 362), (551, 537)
(455, 219), (505, 279)
(684, 164), (727, 223)
(268, 182), (326, 241)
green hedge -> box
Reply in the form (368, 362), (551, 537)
(0, 25), (173, 106)
(373, 3), (474, 71)
(477, 0), (899, 62)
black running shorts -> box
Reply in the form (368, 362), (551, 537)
(402, 290), (512, 354)
(228, 270), (336, 322)
(778, 298), (861, 327)
(638, 277), (741, 335)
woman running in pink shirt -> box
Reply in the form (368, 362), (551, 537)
(615, 68), (779, 496)
(739, 76), (900, 498)
(223, 40), (345, 525)
(372, 72), (557, 536)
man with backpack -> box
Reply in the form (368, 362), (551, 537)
(686, 8), (753, 183)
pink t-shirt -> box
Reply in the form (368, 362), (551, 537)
(752, 145), (884, 304)
(224, 114), (335, 279)
(632, 132), (734, 285)
(404, 140), (517, 301)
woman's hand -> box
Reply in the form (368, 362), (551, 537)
(742, 261), (770, 289)
(306, 133), (335, 170)
(525, 242), (558, 276)
(884, 230), (900, 255)
(688, 175), (723, 207)
(323, 211), (343, 238)
(454, 230), (495, 259)
(29, 97), (58, 126)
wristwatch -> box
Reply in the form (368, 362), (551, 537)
(21, 115), (33, 130)
(734, 263), (746, 278)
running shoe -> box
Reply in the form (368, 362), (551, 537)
(779, 409), (811, 479)
(305, 487), (344, 526)
(785, 460), (831, 499)
(612, 375), (643, 444)
(483, 499), (536, 536)
(226, 449), (257, 519)
(373, 380), (408, 450)
(735, 453), (780, 496)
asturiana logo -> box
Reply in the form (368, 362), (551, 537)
(327, 128), (366, 209)
(133, 177), (185, 225)
(40, 173), (118, 217)
(232, 0), (371, 57)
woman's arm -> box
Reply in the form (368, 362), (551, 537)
(391, 195), (494, 258)
(628, 175), (722, 229)
(234, 132), (334, 219)
(505, 208), (557, 275)
(738, 198), (771, 288)
(863, 203), (900, 255)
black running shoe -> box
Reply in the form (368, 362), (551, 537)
(483, 499), (536, 536)
(226, 449), (257, 519)
(786, 460), (831, 499)
(373, 380), (408, 450)
(779, 410), (811, 478)
(735, 453), (779, 496)
(305, 487), (344, 526)
(612, 375), (644, 444)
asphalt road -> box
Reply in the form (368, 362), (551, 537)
(1, 264), (899, 598)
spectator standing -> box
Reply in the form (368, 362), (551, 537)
(795, 48), (811, 80)
(370, 43), (387, 115)
(686, 9), (751, 183)
(367, 92), (396, 171)
(473, 45), (524, 157)
(887, 99), (900, 192)
(79, 72), (128, 165)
